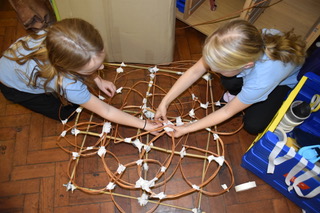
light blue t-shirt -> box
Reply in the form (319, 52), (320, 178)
(0, 33), (91, 105)
(236, 29), (301, 105)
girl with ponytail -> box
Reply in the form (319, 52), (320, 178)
(0, 18), (160, 132)
(156, 19), (306, 136)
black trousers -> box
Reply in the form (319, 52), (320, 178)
(220, 76), (291, 134)
(0, 82), (78, 121)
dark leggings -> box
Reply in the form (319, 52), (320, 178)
(220, 76), (291, 134)
(0, 82), (78, 121)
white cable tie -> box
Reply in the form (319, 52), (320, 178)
(175, 116), (184, 126)
(192, 208), (200, 213)
(213, 133), (219, 140)
(180, 147), (186, 158)
(200, 102), (209, 109)
(135, 177), (158, 192)
(60, 130), (67, 137)
(63, 181), (77, 192)
(136, 159), (143, 166)
(116, 87), (123, 94)
(97, 146), (106, 157)
(146, 92), (152, 97)
(164, 126), (174, 132)
(148, 83), (153, 87)
(76, 107), (83, 113)
(133, 139), (143, 152)
(86, 146), (94, 150)
(207, 155), (225, 166)
(161, 166), (167, 172)
(202, 73), (212, 81)
(144, 145), (151, 153)
(206, 128), (211, 132)
(120, 62), (126, 67)
(98, 95), (105, 100)
(152, 192), (166, 200)
(176, 71), (183, 75)
(141, 103), (147, 110)
(189, 109), (195, 118)
(221, 184), (229, 191)
(138, 192), (149, 206)
(142, 98), (147, 104)
(100, 122), (112, 137)
(142, 177), (158, 192)
(163, 120), (174, 132)
(106, 182), (116, 190)
(149, 66), (159, 73)
(149, 73), (155, 79)
(72, 152), (80, 160)
(116, 67), (124, 73)
(191, 93), (197, 100)
(144, 110), (155, 119)
(135, 177), (145, 189)
(71, 128), (80, 136)
(61, 119), (68, 125)
(192, 184), (200, 191)
(117, 164), (126, 174)
(235, 181), (257, 192)
(143, 162), (149, 171)
(124, 138), (132, 143)
(215, 101), (221, 106)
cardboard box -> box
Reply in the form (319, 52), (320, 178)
(53, 0), (176, 64)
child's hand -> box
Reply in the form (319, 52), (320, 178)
(169, 124), (190, 138)
(95, 78), (116, 97)
(144, 120), (163, 135)
(155, 103), (168, 123)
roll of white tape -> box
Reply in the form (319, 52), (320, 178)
(234, 181), (257, 192)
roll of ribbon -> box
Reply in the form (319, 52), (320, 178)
(234, 181), (257, 192)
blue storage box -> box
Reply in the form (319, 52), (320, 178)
(176, 0), (186, 13)
(242, 72), (320, 213)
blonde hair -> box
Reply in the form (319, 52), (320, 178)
(203, 19), (306, 72)
(4, 18), (104, 104)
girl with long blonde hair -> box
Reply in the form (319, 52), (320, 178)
(155, 19), (306, 136)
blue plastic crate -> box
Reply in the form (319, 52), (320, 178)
(242, 131), (320, 213)
(176, 0), (186, 13)
(242, 72), (320, 213)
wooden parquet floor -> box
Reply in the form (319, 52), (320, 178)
(0, 1), (302, 213)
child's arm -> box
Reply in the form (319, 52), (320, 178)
(155, 58), (209, 121)
(171, 96), (251, 137)
(81, 94), (161, 131)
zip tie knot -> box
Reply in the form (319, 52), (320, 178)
(207, 155), (224, 166)
(116, 87), (123, 94)
(117, 164), (126, 174)
(192, 184), (200, 190)
(72, 152), (80, 160)
(151, 192), (166, 200)
(97, 146), (106, 157)
(138, 192), (149, 206)
(60, 130), (67, 137)
(98, 95), (105, 100)
(106, 182), (116, 190)
(180, 147), (186, 158)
